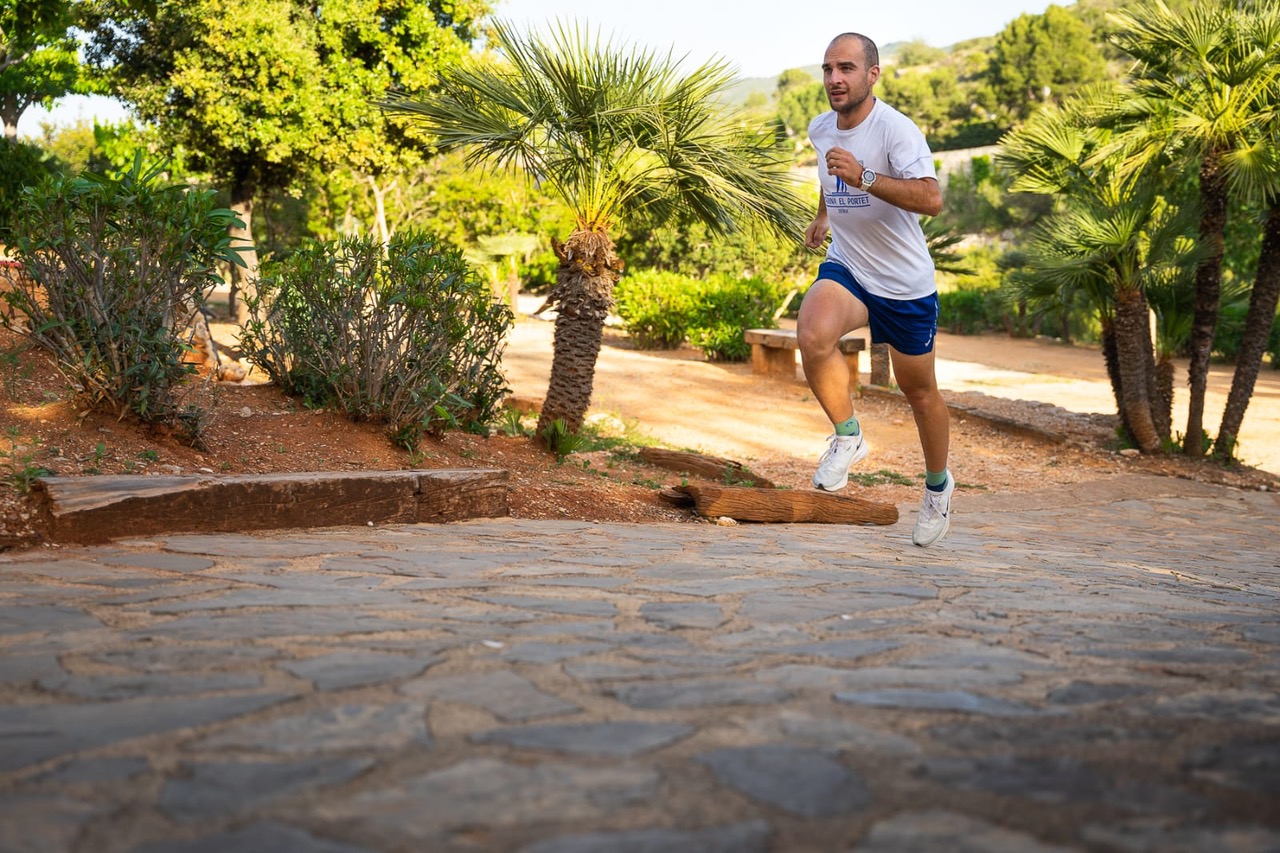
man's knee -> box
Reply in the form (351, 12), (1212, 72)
(796, 321), (838, 358)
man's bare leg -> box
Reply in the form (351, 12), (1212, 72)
(887, 346), (949, 473)
(796, 279), (869, 423)
(890, 345), (954, 545)
(797, 280), (872, 490)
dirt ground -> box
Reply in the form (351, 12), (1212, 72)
(2, 302), (1277, 552)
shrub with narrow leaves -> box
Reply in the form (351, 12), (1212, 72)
(240, 232), (512, 449)
(2, 154), (241, 443)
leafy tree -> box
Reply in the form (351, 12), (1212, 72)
(1107, 0), (1280, 457)
(774, 72), (826, 140)
(0, 0), (88, 140)
(308, 0), (486, 244)
(84, 0), (487, 323)
(894, 40), (947, 67)
(385, 22), (808, 439)
(983, 5), (1108, 125)
(878, 64), (969, 147)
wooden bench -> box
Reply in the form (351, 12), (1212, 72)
(744, 329), (891, 389)
(744, 328), (863, 388)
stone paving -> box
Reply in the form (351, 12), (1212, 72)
(1, 472), (1278, 852)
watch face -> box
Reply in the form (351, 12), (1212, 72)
(862, 170), (877, 187)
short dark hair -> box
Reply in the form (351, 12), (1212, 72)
(832, 33), (879, 68)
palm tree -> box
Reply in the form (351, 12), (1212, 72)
(1213, 5), (1280, 461)
(384, 21), (807, 440)
(999, 95), (1200, 452)
(1108, 0), (1280, 456)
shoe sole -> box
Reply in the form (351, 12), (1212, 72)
(812, 440), (869, 491)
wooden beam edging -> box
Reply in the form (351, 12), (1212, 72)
(31, 469), (510, 544)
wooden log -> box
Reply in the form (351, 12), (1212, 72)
(676, 484), (898, 525)
(638, 448), (775, 488)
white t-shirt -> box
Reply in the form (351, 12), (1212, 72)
(809, 99), (938, 300)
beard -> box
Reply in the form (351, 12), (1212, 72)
(828, 87), (870, 116)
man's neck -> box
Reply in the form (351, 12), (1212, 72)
(835, 96), (876, 131)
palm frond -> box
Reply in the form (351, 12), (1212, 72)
(382, 19), (809, 240)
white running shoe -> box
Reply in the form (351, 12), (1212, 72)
(913, 472), (954, 547)
(812, 433), (868, 491)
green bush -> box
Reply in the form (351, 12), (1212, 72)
(240, 232), (513, 449)
(938, 281), (1007, 335)
(0, 140), (61, 243)
(1212, 300), (1249, 362)
(3, 155), (240, 441)
(688, 276), (788, 362)
(614, 270), (702, 349)
(614, 271), (788, 361)
(518, 248), (560, 295)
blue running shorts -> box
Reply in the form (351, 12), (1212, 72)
(815, 261), (939, 356)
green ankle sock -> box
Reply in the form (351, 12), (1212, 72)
(926, 469), (949, 491)
(834, 415), (860, 437)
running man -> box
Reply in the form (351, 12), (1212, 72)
(798, 31), (953, 546)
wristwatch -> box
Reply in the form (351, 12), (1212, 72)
(860, 169), (878, 190)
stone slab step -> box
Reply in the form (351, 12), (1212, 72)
(32, 469), (509, 544)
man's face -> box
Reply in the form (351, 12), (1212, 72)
(822, 37), (879, 116)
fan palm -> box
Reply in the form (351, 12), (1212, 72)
(1107, 0), (1280, 456)
(999, 95), (1201, 452)
(384, 21), (807, 439)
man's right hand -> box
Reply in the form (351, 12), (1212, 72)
(804, 216), (829, 250)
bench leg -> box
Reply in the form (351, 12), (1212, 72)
(870, 343), (891, 387)
(751, 344), (798, 379)
(843, 351), (861, 393)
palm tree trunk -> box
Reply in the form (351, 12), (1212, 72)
(1114, 287), (1162, 452)
(536, 230), (623, 439)
(1101, 319), (1126, 428)
(1154, 356), (1174, 442)
(1184, 152), (1229, 457)
(1214, 202), (1280, 460)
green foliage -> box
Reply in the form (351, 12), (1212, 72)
(775, 74), (827, 139)
(240, 231), (512, 448)
(937, 155), (1053, 237)
(496, 408), (531, 438)
(0, 139), (60, 241)
(1212, 291), (1277, 363)
(981, 5), (1108, 125)
(614, 271), (702, 350)
(2, 427), (53, 494)
(540, 418), (585, 462)
(687, 276), (787, 362)
(616, 218), (810, 286)
(849, 469), (917, 487)
(938, 280), (1007, 335)
(0, 0), (90, 136)
(879, 64), (975, 147)
(84, 0), (488, 268)
(614, 271), (789, 360)
(3, 154), (240, 439)
(384, 20), (809, 241)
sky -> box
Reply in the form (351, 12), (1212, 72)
(489, 0), (1066, 78)
(19, 0), (1065, 138)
